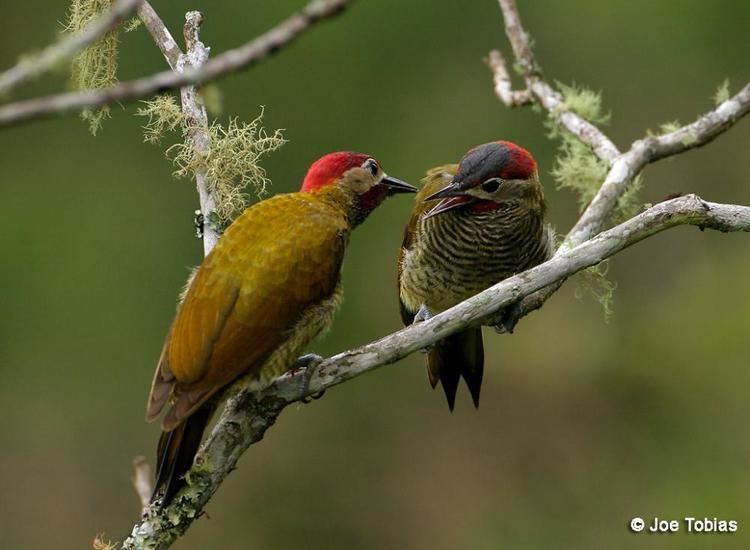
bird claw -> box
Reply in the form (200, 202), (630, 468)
(413, 304), (436, 352)
(413, 304), (434, 323)
(492, 302), (522, 334)
(292, 353), (326, 403)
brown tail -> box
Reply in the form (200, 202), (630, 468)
(152, 404), (213, 508)
(427, 327), (484, 410)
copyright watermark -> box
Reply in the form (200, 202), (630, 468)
(629, 517), (738, 534)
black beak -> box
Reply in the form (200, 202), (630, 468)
(381, 174), (417, 194)
(424, 180), (469, 201)
(423, 181), (476, 219)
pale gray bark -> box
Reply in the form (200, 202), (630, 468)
(118, 1), (750, 548)
(0, 0), (351, 128)
(135, 4), (220, 253)
(487, 0), (750, 327)
(124, 195), (750, 549)
(0, 0), (142, 96)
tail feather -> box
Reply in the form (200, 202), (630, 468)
(152, 404), (212, 508)
(427, 327), (484, 410)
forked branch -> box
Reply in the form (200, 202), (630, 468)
(120, 1), (750, 548)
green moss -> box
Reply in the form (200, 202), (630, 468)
(547, 130), (608, 212)
(66, 0), (120, 134)
(546, 83), (634, 318)
(575, 261), (616, 321)
(136, 94), (184, 144)
(545, 84), (612, 214)
(556, 82), (610, 125)
(200, 84), (224, 116)
(123, 17), (142, 32)
(169, 109), (287, 226)
(714, 79), (730, 105)
(659, 120), (681, 134)
(138, 101), (286, 227)
(613, 174), (643, 223)
(680, 133), (699, 147)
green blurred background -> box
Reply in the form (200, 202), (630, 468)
(1, 1), (749, 548)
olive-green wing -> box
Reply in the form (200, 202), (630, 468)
(147, 194), (347, 430)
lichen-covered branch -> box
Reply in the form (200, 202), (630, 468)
(175, 11), (219, 254)
(491, 0), (621, 164)
(0, 0), (351, 128)
(485, 50), (531, 107)
(487, 0), (750, 325)
(0, 0), (142, 96)
(565, 81), (750, 248)
(123, 194), (750, 548)
(136, 4), (218, 255)
(119, 2), (749, 547)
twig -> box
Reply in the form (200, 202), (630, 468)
(177, 12), (219, 254)
(131, 456), (152, 515)
(123, 194), (750, 548)
(487, 0), (750, 325)
(485, 50), (531, 107)
(492, 0), (621, 163)
(120, 2), (750, 547)
(0, 0), (351, 128)
(565, 81), (750, 248)
(0, 0), (142, 96)
(136, 5), (219, 252)
(137, 1), (181, 70)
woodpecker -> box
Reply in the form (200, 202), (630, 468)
(147, 152), (415, 506)
(398, 141), (554, 410)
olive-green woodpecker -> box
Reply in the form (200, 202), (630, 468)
(398, 141), (554, 410)
(147, 151), (415, 507)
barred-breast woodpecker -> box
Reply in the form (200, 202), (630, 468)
(146, 152), (415, 506)
(398, 141), (554, 410)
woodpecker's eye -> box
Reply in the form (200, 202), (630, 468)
(481, 179), (501, 193)
(363, 159), (379, 176)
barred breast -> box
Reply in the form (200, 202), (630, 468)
(399, 204), (553, 314)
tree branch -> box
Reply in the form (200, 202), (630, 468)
(487, 0), (750, 327)
(0, 0), (351, 128)
(123, 194), (750, 548)
(0, 0), (142, 96)
(120, 2), (750, 547)
(137, 1), (181, 70)
(177, 11), (219, 254)
(566, 81), (750, 249)
(135, 5), (220, 253)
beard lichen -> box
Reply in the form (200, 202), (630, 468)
(714, 79), (731, 106)
(136, 95), (185, 144)
(170, 111), (286, 226)
(546, 82), (611, 214)
(545, 83), (636, 318)
(66, 0), (120, 134)
(136, 97), (286, 227)
(575, 260), (616, 321)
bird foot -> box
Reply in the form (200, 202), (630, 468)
(414, 304), (434, 323)
(291, 353), (326, 403)
(413, 304), (436, 353)
(492, 302), (522, 334)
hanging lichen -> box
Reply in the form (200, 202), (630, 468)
(544, 83), (638, 318)
(66, 0), (120, 134)
(136, 100), (286, 226)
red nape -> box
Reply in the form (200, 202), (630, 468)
(301, 151), (370, 192)
(497, 140), (537, 180)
